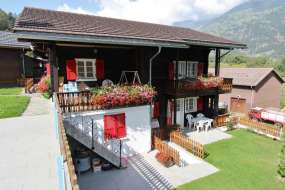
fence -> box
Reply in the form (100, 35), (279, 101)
(213, 113), (229, 128)
(25, 78), (33, 93)
(239, 117), (283, 139)
(170, 131), (204, 158)
(57, 91), (93, 113)
(153, 136), (181, 166)
(55, 94), (80, 190)
(220, 78), (233, 93)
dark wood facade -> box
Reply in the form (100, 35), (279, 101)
(38, 42), (225, 127)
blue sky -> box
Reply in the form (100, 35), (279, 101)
(1, 0), (101, 14)
(0, 0), (246, 25)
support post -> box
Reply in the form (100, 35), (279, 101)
(173, 98), (177, 125)
(214, 95), (219, 117)
(215, 48), (221, 76)
(48, 44), (58, 92)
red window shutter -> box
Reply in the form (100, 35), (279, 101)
(153, 101), (160, 118)
(198, 63), (204, 76)
(45, 63), (51, 75)
(116, 113), (126, 138)
(96, 59), (105, 80)
(66, 59), (77, 80)
(197, 97), (203, 111)
(168, 62), (175, 80)
(104, 115), (117, 140)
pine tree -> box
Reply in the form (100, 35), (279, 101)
(278, 135), (285, 177)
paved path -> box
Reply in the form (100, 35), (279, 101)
(23, 94), (50, 116)
(0, 97), (60, 190)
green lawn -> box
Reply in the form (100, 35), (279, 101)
(0, 87), (23, 95)
(0, 96), (30, 118)
(177, 130), (284, 190)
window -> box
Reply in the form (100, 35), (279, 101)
(177, 61), (198, 79)
(76, 59), (96, 81)
(184, 97), (197, 113)
(104, 113), (126, 140)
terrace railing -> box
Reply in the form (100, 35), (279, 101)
(165, 77), (233, 97)
(57, 91), (93, 113)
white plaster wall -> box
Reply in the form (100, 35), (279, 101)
(65, 105), (151, 157)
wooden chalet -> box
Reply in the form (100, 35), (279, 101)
(13, 7), (246, 128)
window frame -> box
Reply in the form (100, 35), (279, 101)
(75, 58), (97, 81)
(177, 61), (198, 79)
(184, 97), (197, 113)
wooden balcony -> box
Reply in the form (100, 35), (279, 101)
(164, 77), (232, 98)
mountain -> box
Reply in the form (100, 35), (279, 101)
(178, 0), (285, 58)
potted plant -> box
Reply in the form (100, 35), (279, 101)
(155, 152), (174, 167)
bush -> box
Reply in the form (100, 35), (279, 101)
(155, 152), (174, 168)
(226, 120), (234, 131)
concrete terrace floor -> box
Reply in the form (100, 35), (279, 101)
(0, 96), (60, 190)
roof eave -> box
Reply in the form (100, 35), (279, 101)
(14, 30), (190, 49)
(184, 39), (247, 49)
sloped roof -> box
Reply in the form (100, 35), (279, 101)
(0, 31), (31, 49)
(13, 7), (246, 49)
(209, 68), (284, 87)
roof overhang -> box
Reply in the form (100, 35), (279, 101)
(184, 39), (247, 49)
(0, 44), (31, 50)
(14, 31), (190, 49)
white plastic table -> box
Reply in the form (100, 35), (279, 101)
(192, 117), (213, 132)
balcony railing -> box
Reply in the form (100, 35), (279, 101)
(165, 77), (232, 97)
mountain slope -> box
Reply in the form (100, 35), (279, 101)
(198, 0), (285, 58)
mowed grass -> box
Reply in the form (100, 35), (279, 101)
(177, 130), (284, 190)
(0, 96), (30, 118)
(0, 87), (23, 95)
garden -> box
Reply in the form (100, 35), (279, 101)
(0, 87), (30, 118)
(177, 129), (285, 190)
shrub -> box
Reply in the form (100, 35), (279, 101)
(155, 152), (174, 167)
(226, 120), (234, 131)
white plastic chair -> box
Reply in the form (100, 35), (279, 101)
(186, 114), (194, 129)
(102, 79), (114, 87)
(197, 113), (205, 118)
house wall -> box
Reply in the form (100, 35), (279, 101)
(0, 47), (22, 86)
(65, 105), (151, 157)
(220, 72), (283, 113)
(254, 72), (282, 109)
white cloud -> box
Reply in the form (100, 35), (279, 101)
(57, 3), (95, 15)
(57, 0), (246, 25)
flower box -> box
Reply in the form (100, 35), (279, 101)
(91, 85), (157, 109)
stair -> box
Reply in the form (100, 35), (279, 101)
(64, 120), (127, 168)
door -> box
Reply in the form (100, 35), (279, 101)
(176, 98), (185, 127)
(230, 97), (247, 114)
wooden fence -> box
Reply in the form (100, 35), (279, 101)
(220, 78), (233, 93)
(25, 78), (33, 93)
(239, 117), (283, 138)
(153, 136), (181, 166)
(170, 131), (204, 158)
(55, 94), (80, 190)
(213, 113), (229, 128)
(57, 91), (93, 113)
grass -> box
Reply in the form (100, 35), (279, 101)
(0, 96), (30, 118)
(281, 84), (285, 109)
(0, 87), (23, 95)
(177, 130), (284, 190)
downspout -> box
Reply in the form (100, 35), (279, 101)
(149, 46), (162, 86)
(250, 85), (254, 108)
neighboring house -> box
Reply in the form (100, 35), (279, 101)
(13, 7), (246, 163)
(210, 68), (284, 113)
(0, 31), (31, 86)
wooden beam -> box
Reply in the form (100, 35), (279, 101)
(48, 44), (58, 92)
(215, 48), (221, 76)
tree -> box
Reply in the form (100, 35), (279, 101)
(278, 135), (285, 177)
(0, 9), (16, 31)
